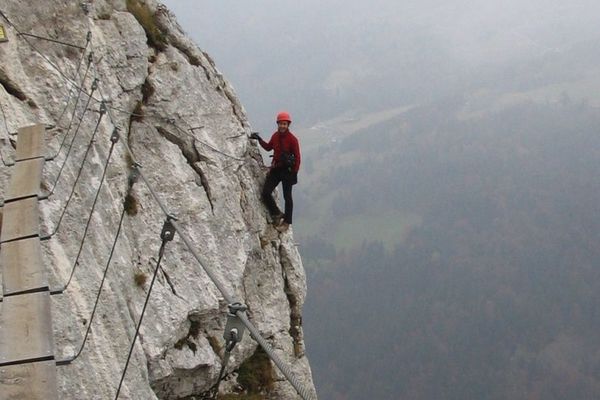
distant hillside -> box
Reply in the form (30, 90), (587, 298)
(295, 31), (600, 251)
(299, 94), (600, 399)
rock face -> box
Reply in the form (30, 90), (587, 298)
(0, 1), (315, 399)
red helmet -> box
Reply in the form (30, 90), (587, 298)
(276, 111), (292, 123)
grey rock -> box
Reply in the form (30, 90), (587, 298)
(0, 1), (315, 399)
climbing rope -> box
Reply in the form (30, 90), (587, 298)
(114, 217), (176, 400)
(48, 125), (117, 297)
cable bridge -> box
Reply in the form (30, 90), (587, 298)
(0, 124), (58, 399)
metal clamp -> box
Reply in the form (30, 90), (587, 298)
(128, 162), (141, 188)
(160, 218), (176, 242)
(110, 128), (120, 143)
(224, 302), (247, 350)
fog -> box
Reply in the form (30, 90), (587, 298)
(161, 1), (600, 399)
(162, 0), (599, 132)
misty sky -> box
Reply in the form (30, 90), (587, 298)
(161, 0), (600, 133)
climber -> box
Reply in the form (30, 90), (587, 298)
(250, 111), (301, 232)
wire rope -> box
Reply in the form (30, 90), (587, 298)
(17, 32), (86, 50)
(56, 199), (126, 365)
(43, 100), (104, 239)
(47, 79), (97, 196)
(114, 218), (174, 399)
(48, 124), (117, 297)
(52, 32), (92, 133)
(0, 11), (314, 399)
(49, 56), (93, 161)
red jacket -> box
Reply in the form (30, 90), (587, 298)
(259, 130), (301, 173)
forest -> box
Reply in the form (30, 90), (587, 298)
(299, 99), (600, 399)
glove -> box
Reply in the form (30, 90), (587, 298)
(250, 132), (261, 140)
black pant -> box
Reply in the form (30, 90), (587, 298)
(262, 168), (296, 224)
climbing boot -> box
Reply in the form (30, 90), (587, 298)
(275, 221), (290, 233)
(271, 213), (284, 225)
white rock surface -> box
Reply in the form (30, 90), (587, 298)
(0, 1), (315, 399)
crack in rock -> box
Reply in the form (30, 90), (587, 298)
(160, 265), (185, 301)
(156, 125), (215, 213)
(0, 71), (28, 101)
(278, 245), (304, 358)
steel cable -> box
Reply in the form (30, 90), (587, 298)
(86, 40), (316, 400)
(47, 79), (97, 196)
(49, 57), (93, 161)
(114, 218), (174, 400)
(1, 12), (314, 400)
(0, 9), (83, 93)
(51, 132), (119, 294)
(56, 200), (126, 365)
(48, 122), (116, 298)
(52, 33), (92, 134)
(17, 32), (86, 50)
(43, 100), (104, 240)
(0, 9), (91, 163)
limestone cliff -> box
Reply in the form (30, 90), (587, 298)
(0, 1), (315, 399)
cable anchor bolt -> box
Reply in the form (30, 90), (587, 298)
(86, 31), (92, 42)
(110, 128), (120, 143)
(224, 302), (247, 350)
(99, 100), (106, 114)
(160, 218), (176, 242)
(88, 51), (94, 64)
(128, 166), (140, 188)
